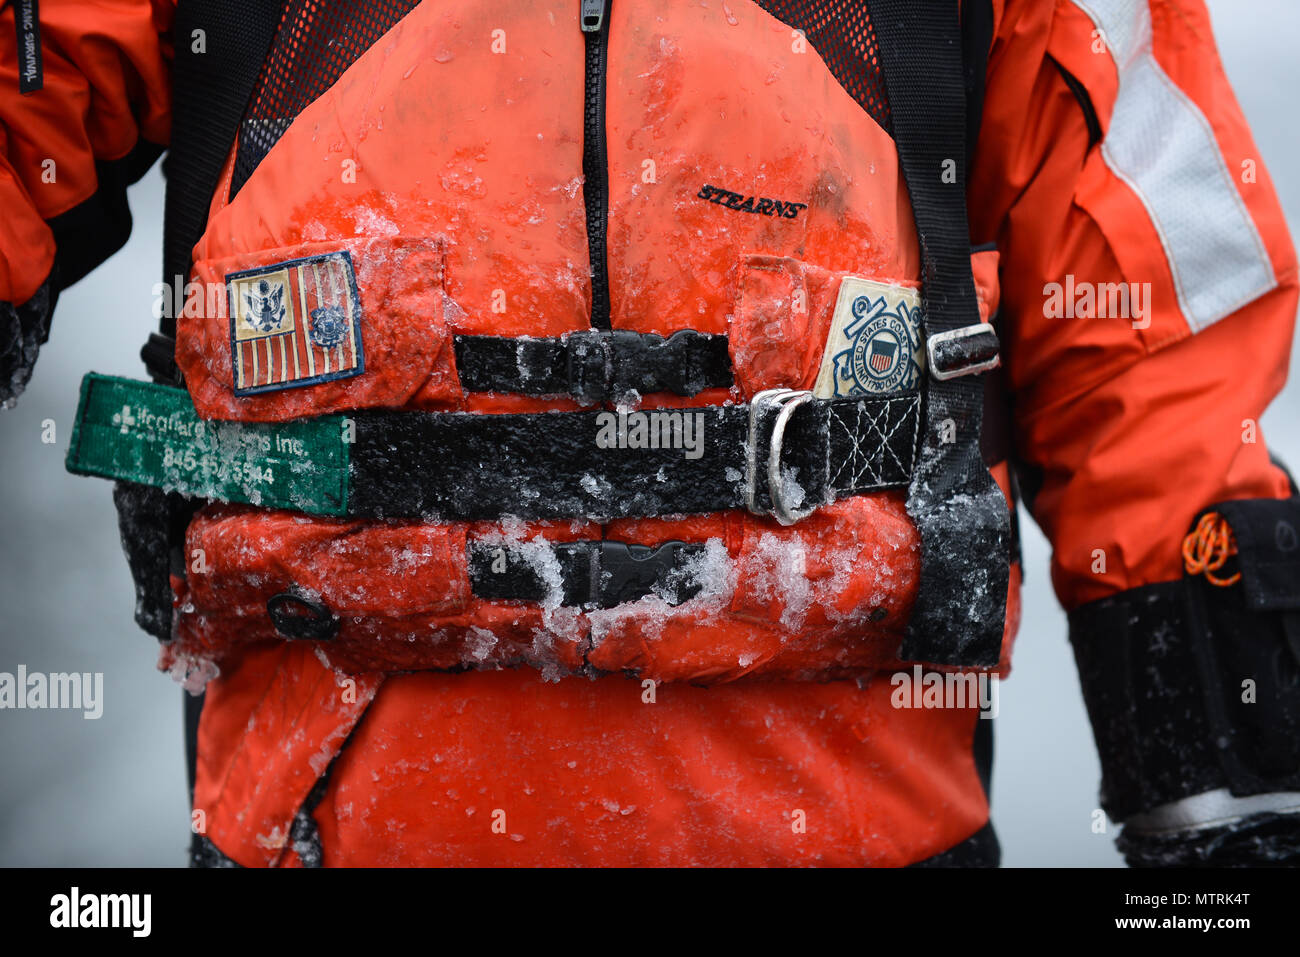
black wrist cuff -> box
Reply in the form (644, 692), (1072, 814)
(1069, 496), (1300, 822)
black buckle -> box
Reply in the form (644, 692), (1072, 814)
(565, 331), (616, 402)
(565, 330), (733, 401)
(926, 323), (1001, 381)
(587, 540), (702, 607)
(611, 329), (733, 397)
(469, 539), (703, 608)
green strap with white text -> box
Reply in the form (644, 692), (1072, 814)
(66, 373), (350, 516)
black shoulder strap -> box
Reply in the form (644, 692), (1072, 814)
(868, 0), (1010, 667)
(139, 1), (283, 814)
(142, 0), (282, 384)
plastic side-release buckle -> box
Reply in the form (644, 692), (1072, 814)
(610, 329), (732, 397)
(926, 322), (1001, 381)
(468, 539), (703, 608)
(746, 388), (819, 526)
(565, 329), (729, 401)
(565, 330), (616, 403)
(590, 540), (703, 607)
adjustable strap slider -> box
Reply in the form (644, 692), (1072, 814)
(592, 540), (702, 607)
(926, 322), (1001, 381)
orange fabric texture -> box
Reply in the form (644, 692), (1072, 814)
(191, 642), (382, 867)
(310, 667), (989, 867)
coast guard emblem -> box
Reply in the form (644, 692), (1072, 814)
(813, 276), (924, 398)
(228, 251), (364, 395)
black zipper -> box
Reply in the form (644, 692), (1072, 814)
(1048, 55), (1102, 150)
(581, 0), (612, 331)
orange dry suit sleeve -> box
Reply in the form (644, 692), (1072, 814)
(0, 0), (172, 405)
(973, 0), (1300, 864)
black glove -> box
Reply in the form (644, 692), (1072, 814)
(113, 481), (203, 642)
(0, 277), (56, 407)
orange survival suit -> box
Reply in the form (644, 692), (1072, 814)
(3, 0), (1300, 867)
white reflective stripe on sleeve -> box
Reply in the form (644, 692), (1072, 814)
(1071, 0), (1276, 332)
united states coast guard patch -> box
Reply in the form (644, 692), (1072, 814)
(813, 276), (924, 399)
(228, 251), (364, 395)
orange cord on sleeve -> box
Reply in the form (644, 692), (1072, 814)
(1182, 511), (1241, 587)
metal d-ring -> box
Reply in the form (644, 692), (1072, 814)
(745, 388), (798, 516)
(767, 390), (817, 526)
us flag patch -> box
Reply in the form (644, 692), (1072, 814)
(227, 251), (364, 396)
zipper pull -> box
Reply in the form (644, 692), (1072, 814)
(581, 0), (608, 33)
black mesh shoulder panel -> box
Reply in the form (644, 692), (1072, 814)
(230, 0), (424, 199)
(752, 0), (892, 134)
(233, 1), (892, 201)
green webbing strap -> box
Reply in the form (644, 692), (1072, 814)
(66, 373), (350, 516)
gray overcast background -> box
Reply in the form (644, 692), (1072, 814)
(1, 0), (1297, 866)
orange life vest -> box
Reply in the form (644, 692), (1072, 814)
(155, 0), (1016, 865)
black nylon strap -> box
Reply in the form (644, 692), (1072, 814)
(868, 0), (1010, 666)
(153, 0), (282, 384)
(453, 330), (733, 401)
(348, 391), (920, 522)
(126, 2), (283, 652)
